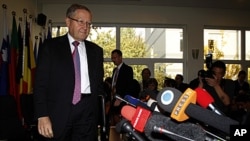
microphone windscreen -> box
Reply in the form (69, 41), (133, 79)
(121, 105), (136, 121)
(156, 87), (182, 113)
(144, 112), (206, 141)
(195, 87), (214, 108)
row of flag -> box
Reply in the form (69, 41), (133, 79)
(0, 4), (52, 118)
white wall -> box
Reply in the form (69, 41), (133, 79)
(0, 0), (42, 49)
(1, 1), (250, 81)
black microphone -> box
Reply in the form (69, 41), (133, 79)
(121, 105), (206, 141)
(115, 118), (146, 141)
(156, 87), (239, 134)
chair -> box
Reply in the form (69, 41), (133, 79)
(98, 94), (108, 141)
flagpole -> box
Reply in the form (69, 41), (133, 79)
(22, 8), (27, 77)
(1, 4), (7, 51)
(20, 8), (27, 94)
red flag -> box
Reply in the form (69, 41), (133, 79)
(9, 12), (22, 118)
(9, 12), (19, 97)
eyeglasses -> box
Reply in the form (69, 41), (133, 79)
(68, 17), (92, 28)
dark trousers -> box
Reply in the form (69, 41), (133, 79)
(45, 95), (98, 141)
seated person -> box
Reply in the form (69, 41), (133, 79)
(174, 74), (189, 93)
(234, 70), (250, 97)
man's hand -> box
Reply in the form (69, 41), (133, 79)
(205, 77), (219, 87)
(113, 99), (122, 106)
(38, 116), (54, 138)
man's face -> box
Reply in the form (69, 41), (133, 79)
(142, 70), (151, 80)
(111, 52), (122, 66)
(212, 67), (225, 81)
(66, 9), (92, 41)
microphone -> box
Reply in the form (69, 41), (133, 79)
(124, 95), (149, 109)
(114, 94), (136, 107)
(146, 98), (160, 112)
(115, 118), (146, 141)
(121, 105), (206, 141)
(195, 87), (225, 115)
(156, 87), (239, 134)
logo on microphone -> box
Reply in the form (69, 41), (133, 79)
(160, 90), (174, 105)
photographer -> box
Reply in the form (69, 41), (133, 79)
(199, 60), (235, 116)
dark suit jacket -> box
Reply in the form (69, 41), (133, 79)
(33, 34), (104, 138)
(112, 63), (133, 98)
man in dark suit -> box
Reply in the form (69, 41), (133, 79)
(109, 49), (133, 125)
(33, 4), (104, 141)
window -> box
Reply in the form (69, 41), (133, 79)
(204, 28), (249, 81)
(52, 26), (185, 89)
(120, 27), (183, 58)
(204, 29), (241, 60)
(246, 31), (250, 60)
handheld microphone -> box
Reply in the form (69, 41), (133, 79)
(114, 94), (136, 107)
(146, 98), (160, 112)
(116, 118), (146, 141)
(156, 87), (239, 134)
(121, 105), (206, 141)
(195, 87), (225, 116)
(124, 95), (149, 109)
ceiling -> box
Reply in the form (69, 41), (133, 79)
(37, 0), (250, 10)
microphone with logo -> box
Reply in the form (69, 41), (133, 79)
(195, 87), (225, 116)
(121, 105), (206, 141)
(124, 95), (149, 109)
(156, 87), (239, 134)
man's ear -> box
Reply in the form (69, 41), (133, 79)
(65, 18), (70, 27)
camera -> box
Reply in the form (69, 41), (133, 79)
(199, 53), (214, 79)
(199, 69), (214, 79)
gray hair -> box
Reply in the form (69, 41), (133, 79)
(66, 4), (92, 18)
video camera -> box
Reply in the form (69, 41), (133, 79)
(199, 53), (214, 79)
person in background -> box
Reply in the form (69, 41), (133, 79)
(144, 78), (159, 100)
(129, 79), (141, 98)
(174, 74), (189, 93)
(230, 95), (250, 125)
(199, 60), (235, 116)
(189, 69), (205, 90)
(140, 68), (151, 91)
(163, 77), (176, 88)
(109, 49), (133, 125)
(234, 70), (250, 97)
(103, 77), (112, 115)
(33, 4), (104, 141)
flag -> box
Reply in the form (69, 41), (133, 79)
(9, 13), (19, 97)
(47, 24), (52, 39)
(20, 16), (36, 94)
(33, 37), (38, 64)
(16, 20), (23, 86)
(0, 5), (10, 96)
(9, 12), (22, 118)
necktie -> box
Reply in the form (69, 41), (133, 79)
(72, 41), (81, 104)
(111, 68), (119, 97)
